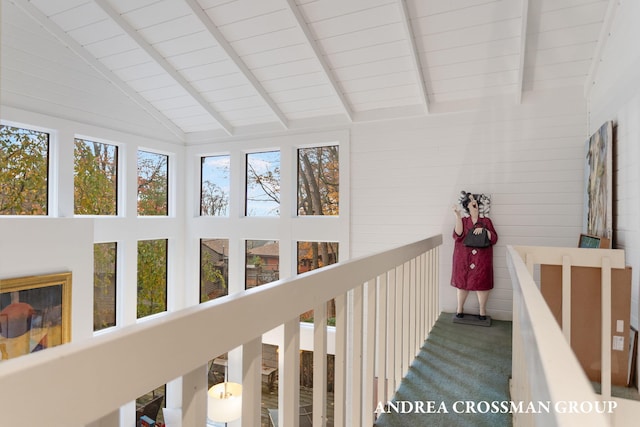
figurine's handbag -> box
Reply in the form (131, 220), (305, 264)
(463, 224), (491, 248)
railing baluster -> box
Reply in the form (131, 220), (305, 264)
(334, 292), (347, 427)
(281, 318), (301, 427)
(376, 272), (388, 411)
(350, 285), (364, 426)
(363, 280), (376, 426)
(241, 338), (262, 426)
(386, 268), (397, 399)
(402, 261), (411, 374)
(394, 266), (403, 388)
(313, 302), (328, 427)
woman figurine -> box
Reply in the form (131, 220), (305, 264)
(451, 191), (498, 320)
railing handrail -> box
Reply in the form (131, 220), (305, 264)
(507, 245), (614, 427)
(0, 235), (443, 427)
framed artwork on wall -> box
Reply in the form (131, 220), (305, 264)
(0, 272), (71, 361)
(583, 120), (613, 240)
(578, 233), (610, 249)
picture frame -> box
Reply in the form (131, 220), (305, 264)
(578, 233), (610, 249)
(583, 121), (613, 241)
(0, 272), (71, 361)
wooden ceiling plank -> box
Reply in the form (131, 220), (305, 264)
(94, 0), (234, 135)
(398, 0), (429, 114)
(284, 0), (354, 121)
(10, 0), (185, 139)
(184, 0), (289, 129)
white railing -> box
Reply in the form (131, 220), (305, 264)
(507, 245), (640, 427)
(0, 235), (442, 427)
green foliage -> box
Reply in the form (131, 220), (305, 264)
(200, 248), (227, 302)
(137, 151), (168, 216)
(0, 125), (49, 215)
(93, 242), (117, 330)
(137, 239), (167, 318)
(74, 139), (117, 215)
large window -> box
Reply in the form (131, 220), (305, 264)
(245, 240), (279, 289)
(0, 125), (49, 215)
(201, 155), (230, 216)
(298, 145), (339, 216)
(74, 138), (118, 215)
(200, 239), (229, 302)
(137, 150), (168, 216)
(298, 241), (339, 325)
(246, 151), (280, 216)
(94, 242), (117, 331)
(137, 239), (167, 318)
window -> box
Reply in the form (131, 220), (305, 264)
(245, 240), (279, 289)
(201, 155), (230, 216)
(0, 125), (49, 215)
(298, 241), (339, 325)
(246, 151), (280, 216)
(137, 150), (168, 216)
(94, 242), (117, 331)
(137, 239), (167, 318)
(74, 138), (118, 215)
(298, 145), (339, 216)
(200, 239), (229, 302)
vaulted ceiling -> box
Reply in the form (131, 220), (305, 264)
(1, 0), (615, 142)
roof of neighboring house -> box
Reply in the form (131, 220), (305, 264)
(247, 242), (279, 257)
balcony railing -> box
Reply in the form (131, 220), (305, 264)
(507, 245), (640, 427)
(0, 235), (443, 427)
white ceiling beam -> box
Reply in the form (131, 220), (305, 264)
(284, 0), (354, 122)
(584, 0), (619, 100)
(397, 0), (429, 114)
(11, 0), (185, 140)
(94, 0), (234, 136)
(515, 0), (529, 104)
(184, 0), (289, 130)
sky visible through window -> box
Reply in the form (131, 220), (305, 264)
(246, 151), (280, 216)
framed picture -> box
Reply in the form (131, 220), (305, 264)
(578, 233), (610, 249)
(0, 272), (71, 361)
(583, 121), (613, 240)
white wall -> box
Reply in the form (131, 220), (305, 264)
(350, 87), (590, 321)
(589, 0), (640, 343)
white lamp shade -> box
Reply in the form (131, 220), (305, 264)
(207, 382), (242, 423)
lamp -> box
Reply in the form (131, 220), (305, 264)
(207, 382), (242, 423)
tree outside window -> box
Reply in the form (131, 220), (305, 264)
(246, 151), (280, 216)
(0, 125), (49, 215)
(94, 242), (117, 331)
(137, 239), (167, 318)
(74, 138), (117, 215)
(137, 151), (168, 216)
(201, 155), (229, 216)
(298, 145), (339, 216)
(200, 239), (229, 302)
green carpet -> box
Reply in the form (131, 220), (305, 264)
(375, 312), (513, 427)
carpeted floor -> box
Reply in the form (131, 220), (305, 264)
(375, 312), (513, 427)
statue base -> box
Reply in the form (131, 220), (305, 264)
(452, 313), (492, 327)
